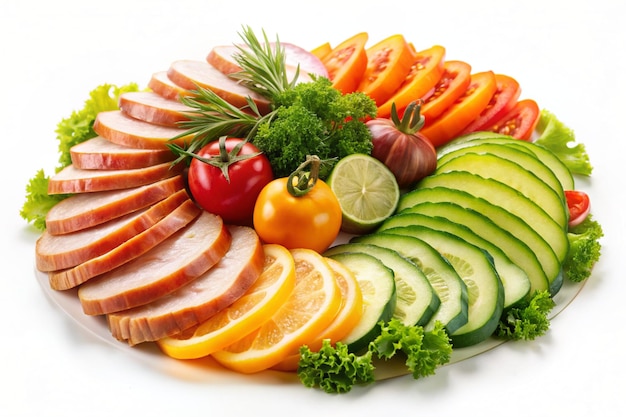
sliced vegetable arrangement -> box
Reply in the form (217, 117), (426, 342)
(22, 26), (603, 394)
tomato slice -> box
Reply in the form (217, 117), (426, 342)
(377, 44), (446, 118)
(421, 71), (497, 147)
(461, 73), (521, 134)
(420, 60), (472, 123)
(565, 190), (591, 227)
(356, 34), (415, 106)
(310, 42), (332, 61)
(322, 32), (369, 94)
(485, 98), (540, 141)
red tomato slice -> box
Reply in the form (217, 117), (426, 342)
(461, 73), (521, 134)
(565, 190), (591, 228)
(421, 71), (498, 147)
(356, 34), (415, 106)
(485, 98), (540, 141)
(420, 60), (472, 123)
(377, 44), (446, 118)
(322, 32), (369, 94)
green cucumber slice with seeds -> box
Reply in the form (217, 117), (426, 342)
(378, 214), (530, 309)
(325, 251), (396, 353)
(437, 133), (575, 192)
(435, 152), (568, 228)
(436, 142), (565, 199)
(325, 243), (439, 328)
(402, 201), (549, 296)
(381, 225), (504, 348)
(397, 187), (562, 290)
(351, 232), (469, 334)
(415, 171), (569, 263)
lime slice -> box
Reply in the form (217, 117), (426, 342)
(328, 153), (400, 234)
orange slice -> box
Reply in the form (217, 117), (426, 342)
(211, 248), (342, 374)
(272, 256), (364, 371)
(156, 244), (296, 359)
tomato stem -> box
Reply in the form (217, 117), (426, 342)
(287, 155), (321, 197)
(168, 136), (262, 183)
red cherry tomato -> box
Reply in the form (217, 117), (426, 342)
(565, 190), (591, 228)
(187, 137), (273, 226)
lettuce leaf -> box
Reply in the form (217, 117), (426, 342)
(20, 83), (140, 230)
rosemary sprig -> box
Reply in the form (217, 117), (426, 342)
(168, 25), (292, 165)
(230, 25), (299, 102)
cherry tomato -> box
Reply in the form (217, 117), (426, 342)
(421, 71), (498, 147)
(322, 32), (369, 94)
(356, 34), (415, 106)
(187, 137), (273, 226)
(420, 60), (472, 123)
(565, 190), (591, 228)
(253, 157), (342, 253)
(461, 73), (521, 134)
(485, 99), (540, 141)
(377, 44), (446, 119)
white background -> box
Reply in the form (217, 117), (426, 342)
(1, 0), (624, 416)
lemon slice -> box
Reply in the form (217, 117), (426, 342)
(328, 153), (400, 234)
(211, 248), (342, 373)
(156, 244), (296, 359)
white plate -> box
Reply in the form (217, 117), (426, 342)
(35, 262), (587, 381)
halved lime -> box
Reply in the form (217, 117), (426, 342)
(328, 153), (400, 234)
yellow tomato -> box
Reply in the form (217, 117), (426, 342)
(253, 174), (342, 254)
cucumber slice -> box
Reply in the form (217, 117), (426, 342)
(397, 187), (562, 289)
(379, 213), (530, 309)
(415, 171), (569, 263)
(435, 152), (568, 228)
(325, 243), (439, 327)
(381, 225), (504, 348)
(351, 233), (469, 334)
(325, 251), (396, 353)
(437, 133), (575, 191)
(402, 201), (549, 296)
(437, 143), (564, 199)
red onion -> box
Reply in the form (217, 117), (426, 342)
(367, 100), (437, 189)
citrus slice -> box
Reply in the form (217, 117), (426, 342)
(211, 248), (342, 373)
(328, 153), (400, 234)
(272, 256), (364, 371)
(155, 244), (296, 359)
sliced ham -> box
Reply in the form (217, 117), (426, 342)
(78, 211), (232, 316)
(49, 198), (201, 290)
(166, 60), (271, 114)
(206, 42), (329, 83)
(148, 70), (192, 101)
(45, 175), (185, 235)
(47, 161), (182, 195)
(70, 136), (176, 170)
(93, 110), (191, 150)
(106, 225), (264, 345)
(36, 189), (190, 272)
(118, 91), (193, 127)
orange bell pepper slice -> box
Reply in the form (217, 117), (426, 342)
(377, 44), (446, 119)
(356, 34), (415, 106)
